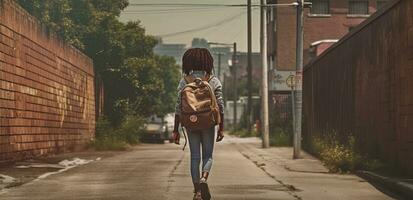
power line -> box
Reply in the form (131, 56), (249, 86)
(123, 7), (223, 12)
(122, 7), (234, 14)
(158, 9), (250, 38)
(127, 3), (298, 8)
(207, 9), (259, 42)
(128, 3), (248, 7)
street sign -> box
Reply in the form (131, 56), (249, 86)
(286, 74), (295, 88)
(269, 70), (295, 91)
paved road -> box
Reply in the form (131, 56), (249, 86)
(0, 137), (391, 200)
(0, 138), (297, 200)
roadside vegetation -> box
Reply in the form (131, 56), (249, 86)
(269, 127), (292, 147)
(17, 1), (180, 150)
(229, 104), (293, 146)
(269, 108), (293, 147)
(16, 1), (179, 122)
(306, 132), (384, 173)
(229, 129), (258, 138)
(93, 115), (146, 151)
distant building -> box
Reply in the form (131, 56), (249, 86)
(191, 38), (209, 48)
(223, 52), (263, 125)
(225, 96), (261, 126)
(266, 0), (388, 122)
(223, 51), (262, 106)
(153, 38), (187, 66)
(210, 46), (232, 80)
(236, 52), (262, 81)
(190, 38), (234, 81)
(267, 0), (387, 71)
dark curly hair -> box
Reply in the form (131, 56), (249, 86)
(182, 48), (214, 75)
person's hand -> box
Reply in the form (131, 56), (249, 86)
(216, 129), (224, 142)
(172, 131), (180, 145)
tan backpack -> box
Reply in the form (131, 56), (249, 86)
(180, 75), (221, 131)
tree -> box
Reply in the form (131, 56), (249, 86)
(17, 0), (129, 50)
(156, 56), (181, 116)
(103, 56), (179, 124)
(17, 0), (180, 125)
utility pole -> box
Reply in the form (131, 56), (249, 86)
(233, 42), (238, 131)
(293, 0), (304, 159)
(247, 0), (253, 133)
(223, 73), (227, 105)
(260, 0), (269, 148)
(217, 53), (222, 79)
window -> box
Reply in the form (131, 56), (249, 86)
(349, 1), (369, 15)
(310, 0), (330, 15)
(377, 1), (388, 10)
(348, 26), (356, 32)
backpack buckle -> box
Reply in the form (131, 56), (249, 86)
(194, 78), (203, 85)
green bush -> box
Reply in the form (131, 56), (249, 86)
(308, 133), (383, 173)
(92, 137), (128, 151)
(229, 129), (258, 138)
(93, 115), (145, 151)
(115, 115), (145, 145)
(95, 116), (114, 138)
(268, 104), (293, 147)
(270, 127), (292, 147)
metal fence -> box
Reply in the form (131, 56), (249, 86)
(302, 0), (412, 174)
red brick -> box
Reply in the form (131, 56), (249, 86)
(271, 0), (377, 70)
(0, 0), (95, 162)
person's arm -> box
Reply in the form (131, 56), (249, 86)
(217, 112), (224, 141)
(172, 114), (180, 144)
(172, 79), (185, 144)
(213, 77), (225, 142)
(173, 114), (180, 133)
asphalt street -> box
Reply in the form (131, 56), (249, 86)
(0, 137), (391, 200)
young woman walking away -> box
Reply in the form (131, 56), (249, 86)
(172, 48), (225, 200)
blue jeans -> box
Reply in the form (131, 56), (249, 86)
(187, 127), (215, 184)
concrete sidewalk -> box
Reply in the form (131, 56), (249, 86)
(232, 137), (393, 200)
(167, 137), (299, 200)
(0, 139), (300, 200)
(0, 136), (394, 200)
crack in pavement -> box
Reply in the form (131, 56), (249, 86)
(165, 153), (185, 194)
(233, 143), (303, 200)
(283, 166), (330, 174)
(249, 151), (329, 175)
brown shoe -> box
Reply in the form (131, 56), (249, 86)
(200, 178), (211, 200)
(193, 191), (202, 200)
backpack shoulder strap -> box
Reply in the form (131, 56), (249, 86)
(207, 75), (214, 82)
(183, 75), (194, 84)
(185, 74), (213, 83)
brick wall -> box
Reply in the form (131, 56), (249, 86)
(0, 0), (95, 162)
(303, 0), (413, 174)
(271, 0), (378, 70)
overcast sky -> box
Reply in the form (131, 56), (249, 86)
(120, 0), (261, 52)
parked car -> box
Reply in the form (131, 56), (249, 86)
(140, 115), (167, 143)
(140, 122), (166, 143)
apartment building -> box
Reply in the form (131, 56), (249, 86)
(267, 0), (389, 71)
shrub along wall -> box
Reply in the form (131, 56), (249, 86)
(303, 0), (413, 174)
(0, 0), (95, 162)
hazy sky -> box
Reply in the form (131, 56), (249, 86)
(120, 0), (261, 52)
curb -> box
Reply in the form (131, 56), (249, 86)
(357, 170), (413, 200)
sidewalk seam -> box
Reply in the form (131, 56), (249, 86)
(233, 143), (303, 200)
(166, 153), (185, 195)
